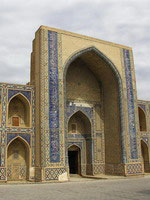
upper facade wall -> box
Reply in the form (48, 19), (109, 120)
(33, 26), (137, 93)
(31, 26), (141, 169)
(61, 32), (129, 80)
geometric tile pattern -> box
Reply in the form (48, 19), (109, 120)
(126, 163), (143, 174)
(8, 90), (31, 102)
(123, 49), (138, 159)
(93, 164), (105, 174)
(39, 29), (50, 167)
(7, 133), (31, 145)
(66, 102), (93, 120)
(45, 168), (66, 180)
(0, 168), (6, 180)
(20, 166), (26, 179)
(138, 104), (146, 112)
(7, 166), (11, 180)
(0, 83), (35, 168)
(67, 142), (83, 149)
(48, 31), (60, 163)
(141, 137), (148, 145)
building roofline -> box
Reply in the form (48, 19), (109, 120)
(36, 25), (132, 50)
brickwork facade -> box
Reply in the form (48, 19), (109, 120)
(0, 26), (149, 182)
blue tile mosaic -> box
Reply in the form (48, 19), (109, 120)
(7, 133), (30, 145)
(123, 49), (138, 159)
(66, 102), (93, 120)
(138, 104), (146, 112)
(142, 137), (148, 145)
(48, 31), (60, 163)
(8, 90), (31, 102)
(67, 142), (83, 149)
(68, 134), (91, 139)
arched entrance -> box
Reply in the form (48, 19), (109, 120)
(141, 140), (150, 173)
(138, 107), (147, 131)
(68, 145), (81, 175)
(7, 137), (29, 181)
(65, 47), (124, 175)
(68, 111), (92, 175)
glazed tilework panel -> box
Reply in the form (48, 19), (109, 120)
(138, 104), (146, 112)
(5, 127), (34, 133)
(0, 86), (7, 166)
(0, 168), (6, 180)
(123, 49), (138, 159)
(141, 137), (148, 145)
(126, 163), (143, 175)
(48, 31), (60, 163)
(0, 83), (35, 168)
(67, 142), (83, 149)
(66, 102), (93, 120)
(93, 164), (105, 174)
(45, 168), (66, 180)
(8, 90), (31, 102)
(7, 133), (30, 145)
(40, 29), (50, 166)
(68, 134), (91, 139)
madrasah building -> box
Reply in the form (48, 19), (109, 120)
(0, 26), (150, 182)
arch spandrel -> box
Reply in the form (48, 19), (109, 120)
(61, 33), (123, 74)
(63, 46), (122, 86)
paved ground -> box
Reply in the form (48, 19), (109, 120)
(0, 176), (150, 200)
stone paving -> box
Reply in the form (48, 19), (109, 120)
(0, 176), (150, 200)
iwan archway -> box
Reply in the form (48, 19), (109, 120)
(64, 47), (126, 175)
(7, 137), (30, 181)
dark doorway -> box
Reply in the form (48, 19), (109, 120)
(68, 145), (81, 175)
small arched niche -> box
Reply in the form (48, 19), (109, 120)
(8, 94), (30, 127)
(138, 107), (147, 131)
(141, 140), (150, 173)
(7, 137), (30, 181)
(68, 111), (91, 135)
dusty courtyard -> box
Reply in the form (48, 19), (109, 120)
(0, 176), (150, 200)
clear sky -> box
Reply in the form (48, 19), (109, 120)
(0, 0), (150, 100)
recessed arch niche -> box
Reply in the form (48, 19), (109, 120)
(64, 47), (123, 172)
(141, 140), (150, 172)
(7, 137), (30, 181)
(138, 107), (147, 131)
(8, 94), (30, 127)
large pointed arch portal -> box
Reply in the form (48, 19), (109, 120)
(64, 47), (127, 175)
